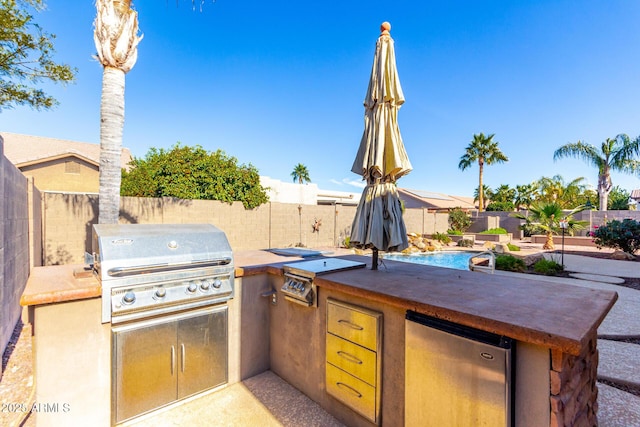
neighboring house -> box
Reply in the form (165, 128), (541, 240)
(398, 188), (476, 212)
(260, 176), (361, 206)
(630, 189), (640, 210)
(1, 132), (132, 193)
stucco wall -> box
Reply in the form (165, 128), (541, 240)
(0, 136), (31, 353)
(41, 194), (451, 266)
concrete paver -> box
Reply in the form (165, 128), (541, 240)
(569, 273), (625, 284)
(597, 383), (640, 427)
(598, 340), (640, 387)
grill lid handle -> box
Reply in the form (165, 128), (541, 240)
(107, 258), (232, 277)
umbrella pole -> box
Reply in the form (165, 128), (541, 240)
(372, 248), (379, 270)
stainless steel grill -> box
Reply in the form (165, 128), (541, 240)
(92, 223), (235, 324)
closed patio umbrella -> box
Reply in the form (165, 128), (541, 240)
(350, 22), (412, 270)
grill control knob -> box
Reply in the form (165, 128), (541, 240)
(200, 280), (210, 291)
(187, 281), (198, 293)
(122, 291), (136, 305)
(155, 287), (166, 298)
(212, 279), (222, 289)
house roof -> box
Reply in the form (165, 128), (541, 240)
(398, 188), (476, 210)
(0, 132), (132, 169)
(631, 189), (640, 201)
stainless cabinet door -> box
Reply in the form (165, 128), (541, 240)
(113, 320), (177, 424)
(177, 305), (228, 399)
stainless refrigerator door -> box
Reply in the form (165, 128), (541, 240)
(113, 319), (178, 424)
(405, 317), (511, 427)
(177, 305), (228, 398)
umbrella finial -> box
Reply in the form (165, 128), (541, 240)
(380, 21), (391, 36)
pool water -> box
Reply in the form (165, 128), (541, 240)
(383, 251), (478, 270)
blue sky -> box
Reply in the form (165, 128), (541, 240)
(3, 0), (640, 197)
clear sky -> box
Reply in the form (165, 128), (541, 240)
(3, 0), (640, 197)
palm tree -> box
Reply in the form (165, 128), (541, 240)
(514, 183), (538, 210)
(535, 175), (587, 208)
(553, 134), (640, 212)
(291, 163), (311, 184)
(512, 203), (586, 250)
(473, 185), (492, 210)
(93, 0), (142, 223)
(459, 133), (509, 212)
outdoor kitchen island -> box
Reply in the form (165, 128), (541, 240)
(21, 250), (617, 427)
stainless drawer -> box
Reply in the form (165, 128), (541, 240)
(327, 333), (377, 386)
(327, 299), (380, 351)
(326, 363), (376, 422)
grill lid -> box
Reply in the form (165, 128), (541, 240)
(92, 223), (233, 281)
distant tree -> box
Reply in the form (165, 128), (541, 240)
(121, 144), (269, 209)
(511, 203), (586, 250)
(0, 0), (76, 111)
(553, 134), (640, 212)
(514, 184), (538, 210)
(458, 133), (509, 212)
(608, 186), (631, 210)
(291, 163), (311, 184)
(473, 184), (492, 210)
(535, 175), (588, 208)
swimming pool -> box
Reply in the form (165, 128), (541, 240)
(382, 251), (479, 270)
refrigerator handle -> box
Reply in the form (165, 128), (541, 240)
(181, 343), (186, 373)
(171, 345), (175, 376)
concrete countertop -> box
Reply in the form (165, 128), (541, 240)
(20, 250), (618, 356)
(20, 264), (101, 306)
(313, 255), (618, 356)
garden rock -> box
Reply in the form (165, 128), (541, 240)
(610, 250), (636, 261)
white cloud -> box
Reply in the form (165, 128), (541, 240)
(343, 178), (366, 189)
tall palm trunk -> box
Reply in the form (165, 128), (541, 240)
(478, 159), (484, 212)
(99, 67), (125, 223)
(94, 0), (142, 224)
(597, 170), (611, 212)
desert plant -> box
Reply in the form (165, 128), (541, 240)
(591, 219), (640, 254)
(457, 239), (474, 247)
(431, 232), (452, 244)
(495, 254), (525, 272)
(507, 243), (520, 251)
(533, 258), (564, 275)
(448, 207), (472, 233)
(511, 202), (587, 250)
(479, 227), (508, 234)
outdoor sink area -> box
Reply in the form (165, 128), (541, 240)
(19, 246), (617, 427)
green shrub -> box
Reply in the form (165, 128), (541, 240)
(431, 232), (452, 244)
(447, 229), (463, 235)
(591, 219), (640, 254)
(479, 227), (508, 235)
(533, 258), (564, 275)
(507, 243), (520, 251)
(448, 207), (471, 233)
(486, 201), (515, 211)
(457, 239), (474, 247)
(495, 254), (525, 272)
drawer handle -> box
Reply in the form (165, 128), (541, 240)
(337, 351), (363, 365)
(337, 382), (362, 398)
(338, 319), (363, 330)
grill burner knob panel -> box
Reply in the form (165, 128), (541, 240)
(122, 291), (136, 305)
(187, 281), (198, 293)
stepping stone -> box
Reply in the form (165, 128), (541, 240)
(597, 383), (640, 427)
(569, 273), (625, 284)
(598, 340), (640, 387)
